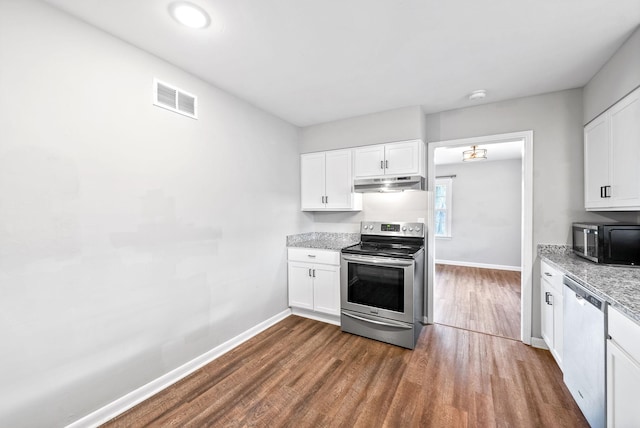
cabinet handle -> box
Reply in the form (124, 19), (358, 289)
(604, 185), (611, 198)
(545, 291), (551, 305)
(308, 269), (312, 277)
(325, 195), (328, 203)
(544, 272), (552, 277)
(321, 196), (326, 204)
(312, 269), (316, 278)
(380, 160), (384, 169)
(385, 160), (389, 169)
(600, 186), (604, 198)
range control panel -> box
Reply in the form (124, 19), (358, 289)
(361, 221), (425, 237)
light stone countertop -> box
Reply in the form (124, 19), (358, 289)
(539, 245), (640, 324)
(286, 232), (360, 251)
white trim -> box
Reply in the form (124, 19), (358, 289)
(291, 307), (341, 326)
(435, 259), (521, 272)
(530, 337), (548, 349)
(427, 130), (534, 346)
(66, 309), (292, 428)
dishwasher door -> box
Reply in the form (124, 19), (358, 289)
(563, 276), (606, 428)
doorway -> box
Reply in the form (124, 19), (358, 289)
(425, 131), (533, 344)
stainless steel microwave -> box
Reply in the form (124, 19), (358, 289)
(572, 222), (640, 265)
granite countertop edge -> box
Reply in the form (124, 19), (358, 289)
(286, 232), (360, 251)
(539, 245), (640, 325)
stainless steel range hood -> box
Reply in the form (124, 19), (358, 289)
(353, 175), (425, 193)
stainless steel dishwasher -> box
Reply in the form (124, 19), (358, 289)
(563, 275), (606, 428)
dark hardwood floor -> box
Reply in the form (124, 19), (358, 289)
(434, 264), (521, 340)
(104, 316), (587, 427)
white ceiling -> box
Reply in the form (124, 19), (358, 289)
(434, 141), (522, 165)
(41, 0), (640, 127)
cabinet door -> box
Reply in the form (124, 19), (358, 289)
(312, 264), (340, 316)
(288, 262), (314, 310)
(541, 279), (554, 350)
(384, 140), (421, 176)
(552, 290), (563, 368)
(610, 87), (640, 208)
(301, 153), (326, 210)
(584, 114), (610, 209)
(324, 150), (353, 209)
(354, 144), (385, 178)
(607, 339), (640, 428)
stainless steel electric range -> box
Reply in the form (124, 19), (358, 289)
(340, 221), (425, 349)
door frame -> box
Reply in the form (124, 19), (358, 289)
(426, 130), (533, 345)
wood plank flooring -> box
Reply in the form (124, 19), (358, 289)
(103, 316), (587, 428)
(434, 264), (521, 340)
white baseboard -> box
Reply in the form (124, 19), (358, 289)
(66, 309), (292, 428)
(530, 337), (548, 349)
(291, 307), (340, 326)
(435, 259), (521, 272)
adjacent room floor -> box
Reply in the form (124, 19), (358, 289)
(104, 316), (586, 427)
(434, 264), (521, 340)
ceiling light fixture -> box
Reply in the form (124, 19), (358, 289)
(169, 2), (211, 29)
(468, 89), (487, 101)
(462, 145), (487, 162)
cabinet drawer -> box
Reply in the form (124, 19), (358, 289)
(540, 260), (563, 292)
(609, 306), (640, 363)
(288, 248), (340, 265)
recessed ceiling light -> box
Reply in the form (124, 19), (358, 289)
(468, 89), (487, 101)
(169, 2), (211, 29)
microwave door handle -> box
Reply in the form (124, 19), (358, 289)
(583, 229), (588, 257)
(341, 254), (414, 268)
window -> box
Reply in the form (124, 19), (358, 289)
(434, 178), (452, 238)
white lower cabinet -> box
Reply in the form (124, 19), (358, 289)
(288, 248), (340, 317)
(540, 260), (563, 369)
(607, 306), (640, 427)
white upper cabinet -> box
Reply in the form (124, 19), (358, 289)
(610, 89), (640, 207)
(584, 115), (610, 209)
(324, 150), (354, 209)
(353, 144), (385, 177)
(300, 149), (362, 212)
(300, 152), (326, 210)
(384, 140), (422, 176)
(585, 86), (640, 211)
(354, 139), (425, 178)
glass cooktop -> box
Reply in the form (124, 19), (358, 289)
(341, 242), (424, 259)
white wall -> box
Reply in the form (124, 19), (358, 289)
(425, 88), (638, 338)
(0, 1), (311, 427)
(435, 159), (522, 269)
(300, 106), (428, 232)
(300, 105), (426, 153)
(583, 25), (640, 124)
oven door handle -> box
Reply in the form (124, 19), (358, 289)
(341, 254), (414, 268)
(342, 311), (412, 329)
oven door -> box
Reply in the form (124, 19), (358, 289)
(340, 254), (414, 324)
